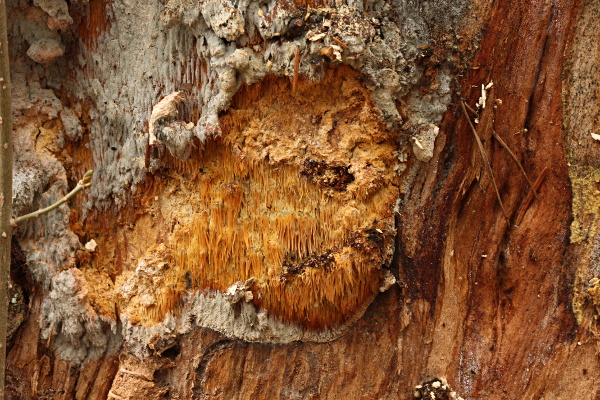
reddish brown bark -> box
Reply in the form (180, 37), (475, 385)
(400, 0), (580, 397)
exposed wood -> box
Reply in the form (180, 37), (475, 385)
(401, 1), (581, 398)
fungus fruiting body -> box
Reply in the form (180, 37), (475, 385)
(97, 68), (400, 332)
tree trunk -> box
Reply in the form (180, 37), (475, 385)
(0, 0), (14, 397)
(5, 0), (600, 399)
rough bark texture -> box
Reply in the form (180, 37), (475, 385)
(0, 0), (14, 397)
(5, 0), (600, 399)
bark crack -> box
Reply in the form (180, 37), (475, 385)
(192, 339), (235, 398)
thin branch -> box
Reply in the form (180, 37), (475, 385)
(462, 100), (478, 115)
(460, 99), (508, 220)
(492, 131), (538, 200)
(332, 36), (349, 49)
(13, 170), (93, 225)
(464, 93), (538, 200)
(515, 167), (549, 226)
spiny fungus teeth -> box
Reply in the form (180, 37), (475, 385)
(108, 68), (401, 330)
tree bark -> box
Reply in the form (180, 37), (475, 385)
(5, 0), (600, 399)
(0, 0), (13, 397)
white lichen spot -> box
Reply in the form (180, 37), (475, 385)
(84, 239), (97, 252)
(379, 270), (396, 292)
(477, 83), (488, 109)
(412, 124), (440, 162)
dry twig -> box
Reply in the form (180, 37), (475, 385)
(332, 37), (349, 49)
(13, 170), (93, 225)
(462, 95), (539, 200)
(515, 167), (549, 226)
(460, 99), (508, 220)
(492, 131), (538, 200)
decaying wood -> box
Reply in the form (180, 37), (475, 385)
(5, 0), (600, 399)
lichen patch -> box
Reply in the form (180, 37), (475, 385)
(569, 167), (600, 244)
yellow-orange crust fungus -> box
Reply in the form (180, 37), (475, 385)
(94, 67), (400, 331)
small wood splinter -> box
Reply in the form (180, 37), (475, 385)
(332, 37), (349, 50)
(460, 99), (508, 220)
(461, 94), (538, 200)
